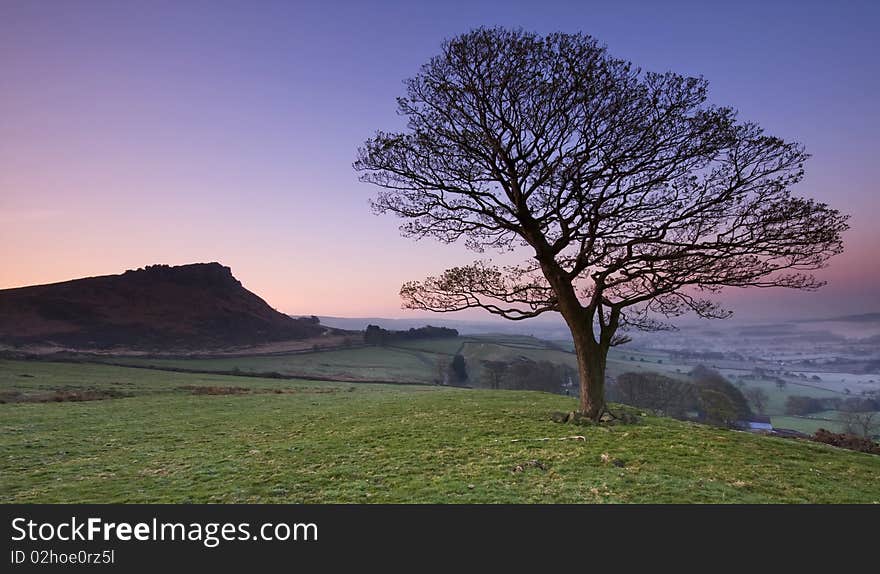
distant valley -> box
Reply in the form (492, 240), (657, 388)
(2, 263), (878, 503)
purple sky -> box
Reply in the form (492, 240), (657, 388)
(2, 0), (878, 322)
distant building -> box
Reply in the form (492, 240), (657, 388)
(736, 415), (773, 432)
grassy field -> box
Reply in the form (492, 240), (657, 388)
(54, 334), (878, 437)
(2, 359), (879, 503)
(770, 415), (845, 435)
(99, 346), (443, 384)
(94, 335), (576, 387)
(734, 379), (842, 413)
(387, 337), (470, 355)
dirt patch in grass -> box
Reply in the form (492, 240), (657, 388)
(550, 408), (642, 426)
(813, 428), (880, 455)
(0, 389), (130, 403)
(178, 385), (252, 395)
(511, 459), (547, 473)
(177, 385), (346, 396)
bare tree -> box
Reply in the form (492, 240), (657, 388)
(698, 389), (739, 428)
(612, 372), (697, 419)
(355, 28), (848, 420)
(481, 360), (508, 390)
(840, 410), (879, 439)
(434, 356), (448, 385)
(744, 387), (769, 415)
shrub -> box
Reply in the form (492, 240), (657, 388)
(812, 429), (880, 455)
(609, 372), (697, 418)
(690, 365), (752, 420)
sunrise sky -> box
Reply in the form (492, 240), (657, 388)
(2, 0), (878, 322)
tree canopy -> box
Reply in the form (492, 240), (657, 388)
(355, 28), (848, 418)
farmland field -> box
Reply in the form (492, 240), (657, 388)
(770, 415), (845, 435)
(2, 359), (879, 503)
(97, 346), (444, 384)
(67, 331), (878, 438)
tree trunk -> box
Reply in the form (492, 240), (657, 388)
(570, 321), (608, 421)
(533, 254), (610, 421)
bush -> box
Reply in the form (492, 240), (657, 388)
(784, 395), (842, 416)
(450, 354), (468, 383)
(501, 359), (573, 393)
(609, 372), (697, 418)
(365, 324), (458, 344)
(697, 389), (739, 427)
(812, 429), (880, 455)
(690, 365), (752, 420)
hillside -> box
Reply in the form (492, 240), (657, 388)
(1, 359), (878, 503)
(0, 263), (326, 350)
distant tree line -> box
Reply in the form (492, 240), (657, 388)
(667, 350), (745, 362)
(611, 372), (696, 419)
(431, 353), (470, 386)
(480, 358), (575, 395)
(785, 395), (880, 416)
(838, 411), (879, 440)
(606, 365), (752, 428)
(450, 354), (468, 384)
(744, 387), (769, 414)
(364, 324), (458, 345)
(862, 359), (880, 374)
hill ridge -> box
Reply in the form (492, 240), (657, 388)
(0, 262), (325, 350)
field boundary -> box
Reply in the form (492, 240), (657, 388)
(8, 356), (452, 388)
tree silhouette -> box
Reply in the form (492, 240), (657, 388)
(481, 360), (508, 390)
(744, 387), (769, 415)
(840, 409), (879, 439)
(450, 353), (468, 383)
(355, 28), (849, 420)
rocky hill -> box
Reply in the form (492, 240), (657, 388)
(0, 263), (326, 350)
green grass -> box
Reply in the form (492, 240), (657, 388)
(100, 346), (441, 383)
(386, 338), (469, 355)
(100, 336), (586, 389)
(0, 360), (308, 397)
(734, 379), (842, 415)
(770, 415), (845, 435)
(771, 411), (880, 436)
(467, 334), (553, 348)
(2, 360), (879, 503)
(460, 340), (576, 384)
